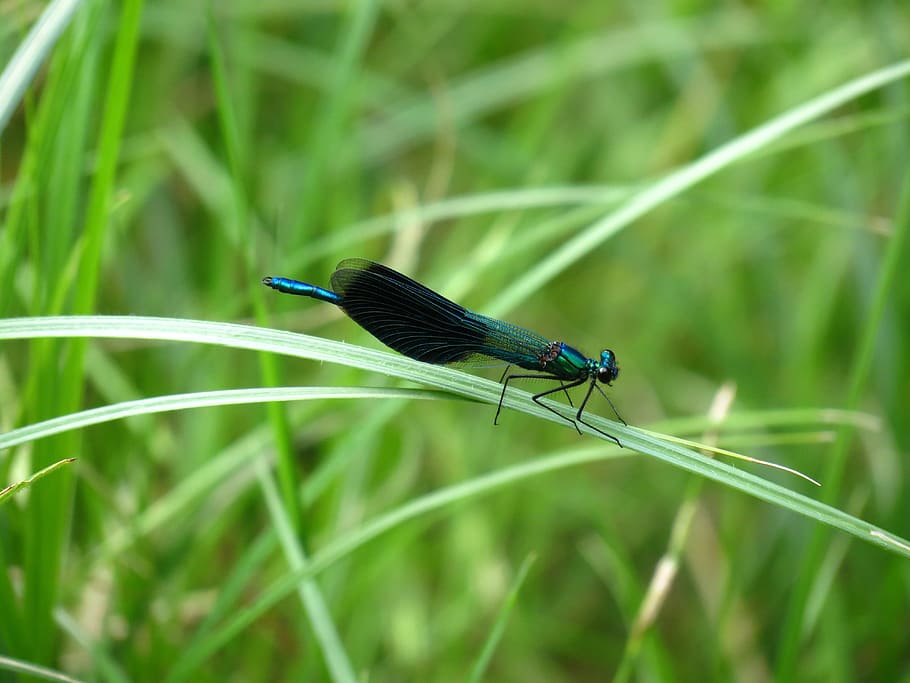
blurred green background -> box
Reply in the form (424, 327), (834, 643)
(1, 1), (909, 681)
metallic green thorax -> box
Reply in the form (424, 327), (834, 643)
(540, 343), (619, 385)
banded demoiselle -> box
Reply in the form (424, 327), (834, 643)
(263, 259), (625, 445)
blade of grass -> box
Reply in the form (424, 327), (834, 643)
(486, 59), (910, 317)
(253, 458), (357, 683)
(0, 386), (444, 452)
(636, 429), (821, 486)
(466, 554), (537, 683)
(19, 0), (144, 660)
(0, 458), (76, 504)
(0, 654), (83, 683)
(1, 315), (908, 558)
(292, 0), (379, 236)
(54, 609), (130, 683)
(160, 444), (629, 675)
(774, 137), (910, 682)
(0, 0), (83, 133)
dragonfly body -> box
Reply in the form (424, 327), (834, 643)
(263, 259), (624, 444)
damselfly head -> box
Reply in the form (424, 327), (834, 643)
(596, 349), (619, 384)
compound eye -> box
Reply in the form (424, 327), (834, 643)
(596, 351), (619, 384)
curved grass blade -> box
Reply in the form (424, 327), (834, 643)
(0, 315), (907, 559)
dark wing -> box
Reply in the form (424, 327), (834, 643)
(332, 259), (484, 364)
(331, 259), (550, 368)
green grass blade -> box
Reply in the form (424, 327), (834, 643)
(486, 59), (910, 317)
(0, 386), (443, 452)
(466, 554), (537, 683)
(1, 314), (907, 559)
(0, 0), (83, 133)
(0, 653), (83, 683)
(775, 138), (910, 682)
(0, 458), (76, 504)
